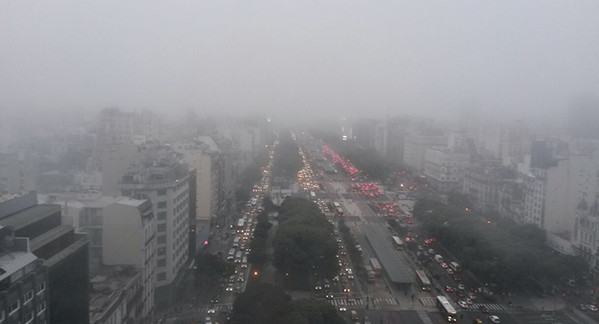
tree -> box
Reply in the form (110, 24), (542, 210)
(194, 253), (235, 290)
(273, 198), (339, 287)
(228, 284), (345, 324)
(227, 283), (291, 324)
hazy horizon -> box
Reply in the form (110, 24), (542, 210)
(2, 1), (599, 124)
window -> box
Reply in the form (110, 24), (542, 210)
(157, 224), (166, 232)
(157, 202), (167, 209)
(157, 258), (166, 267)
(24, 290), (34, 304)
(8, 300), (19, 315)
(157, 211), (166, 220)
(157, 235), (166, 244)
(157, 272), (166, 281)
(37, 301), (46, 315)
(158, 248), (166, 256)
(37, 281), (46, 294)
(24, 311), (34, 324)
(157, 189), (167, 195)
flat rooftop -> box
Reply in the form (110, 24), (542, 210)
(0, 205), (60, 229)
(361, 224), (415, 285)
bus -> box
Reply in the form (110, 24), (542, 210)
(333, 201), (341, 208)
(336, 207), (344, 217)
(364, 265), (376, 282)
(227, 248), (235, 261)
(237, 219), (246, 233)
(392, 236), (405, 250)
(450, 262), (461, 272)
(415, 269), (432, 291)
(369, 258), (382, 276)
(436, 296), (457, 322)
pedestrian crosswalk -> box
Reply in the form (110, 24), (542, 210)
(328, 298), (364, 307)
(420, 297), (437, 307)
(463, 303), (516, 313)
(327, 296), (401, 309)
(196, 303), (233, 314)
(419, 297), (516, 314)
(372, 297), (399, 307)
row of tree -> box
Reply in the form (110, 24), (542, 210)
(272, 197), (339, 289)
(311, 129), (391, 180)
(247, 211), (272, 265)
(413, 199), (588, 292)
(272, 130), (303, 179)
(227, 283), (345, 324)
(236, 151), (268, 205)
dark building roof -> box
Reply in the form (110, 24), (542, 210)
(0, 204), (60, 229)
(361, 224), (415, 285)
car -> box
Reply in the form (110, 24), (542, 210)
(458, 284), (465, 290)
(325, 294), (334, 300)
(453, 276), (461, 282)
(363, 316), (372, 324)
(488, 315), (501, 323)
(344, 287), (351, 293)
(466, 298), (473, 305)
(478, 305), (488, 313)
(348, 274), (355, 279)
(237, 276), (244, 282)
(210, 295), (220, 304)
(441, 263), (449, 269)
(205, 317), (213, 324)
(207, 307), (216, 314)
(446, 268), (454, 275)
(226, 284), (234, 291)
(339, 306), (347, 312)
(458, 301), (469, 309)
(588, 304), (598, 312)
(579, 304), (588, 311)
(445, 286), (454, 292)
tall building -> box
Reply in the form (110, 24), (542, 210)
(96, 108), (135, 148)
(43, 192), (157, 323)
(119, 145), (190, 289)
(403, 135), (446, 171)
(524, 152), (599, 241)
(423, 141), (470, 193)
(0, 192), (89, 324)
(0, 226), (49, 324)
(172, 137), (223, 255)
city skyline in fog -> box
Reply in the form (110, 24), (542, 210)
(1, 1), (599, 123)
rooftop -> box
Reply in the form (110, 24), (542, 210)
(361, 224), (415, 285)
(0, 251), (38, 282)
(89, 266), (140, 322)
(0, 205), (61, 230)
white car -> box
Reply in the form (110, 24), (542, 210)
(207, 307), (215, 314)
(339, 306), (347, 312)
(488, 315), (501, 323)
(457, 301), (468, 309)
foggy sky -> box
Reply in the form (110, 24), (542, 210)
(1, 1), (598, 123)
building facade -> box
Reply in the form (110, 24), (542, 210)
(119, 146), (189, 288)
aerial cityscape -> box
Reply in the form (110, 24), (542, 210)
(1, 1), (599, 324)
